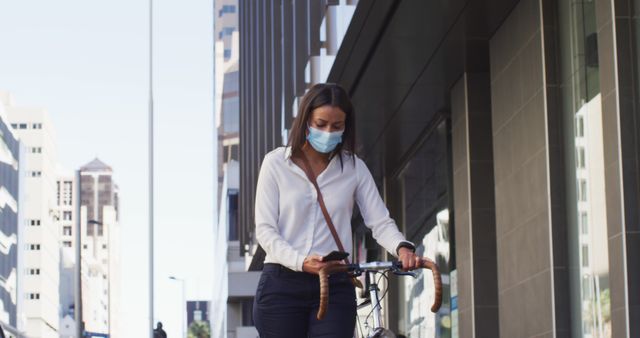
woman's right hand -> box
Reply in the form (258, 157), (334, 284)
(302, 254), (327, 275)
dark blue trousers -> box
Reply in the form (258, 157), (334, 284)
(253, 263), (357, 338)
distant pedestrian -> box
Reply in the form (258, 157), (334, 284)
(154, 322), (167, 338)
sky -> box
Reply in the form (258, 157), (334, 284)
(0, 1), (216, 337)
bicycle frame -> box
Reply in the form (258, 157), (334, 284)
(317, 259), (442, 338)
(359, 262), (403, 338)
(360, 263), (393, 331)
(367, 269), (383, 331)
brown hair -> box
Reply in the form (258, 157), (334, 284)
(287, 83), (356, 167)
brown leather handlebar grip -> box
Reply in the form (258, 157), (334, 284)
(418, 257), (443, 313)
(317, 261), (348, 320)
(316, 257), (443, 320)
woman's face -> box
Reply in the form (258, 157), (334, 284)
(308, 105), (346, 133)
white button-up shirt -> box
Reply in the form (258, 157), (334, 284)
(255, 147), (411, 271)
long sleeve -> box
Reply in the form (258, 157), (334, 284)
(355, 158), (413, 257)
(254, 155), (307, 271)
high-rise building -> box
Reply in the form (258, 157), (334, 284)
(212, 1), (258, 338)
(213, 2), (359, 338)
(76, 158), (121, 337)
(237, 0), (357, 262)
(215, 0), (238, 63)
(0, 92), (26, 337)
(215, 0), (239, 202)
(57, 160), (121, 338)
(238, 0), (640, 336)
(6, 97), (60, 338)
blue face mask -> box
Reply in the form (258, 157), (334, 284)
(306, 125), (344, 153)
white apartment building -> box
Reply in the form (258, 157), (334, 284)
(56, 173), (79, 338)
(0, 92), (27, 338)
(6, 104), (60, 338)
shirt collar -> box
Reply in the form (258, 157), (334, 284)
(283, 146), (293, 160)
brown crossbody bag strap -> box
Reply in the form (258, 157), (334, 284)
(301, 152), (363, 289)
(299, 153), (349, 262)
(299, 153), (363, 288)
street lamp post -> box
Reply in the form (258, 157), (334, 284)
(74, 170), (83, 338)
(169, 276), (186, 338)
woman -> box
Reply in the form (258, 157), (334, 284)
(253, 83), (419, 338)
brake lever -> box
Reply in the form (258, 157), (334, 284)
(393, 270), (418, 278)
(391, 261), (418, 278)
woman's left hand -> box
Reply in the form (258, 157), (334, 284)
(398, 247), (420, 271)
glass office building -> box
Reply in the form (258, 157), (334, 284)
(238, 0), (640, 336)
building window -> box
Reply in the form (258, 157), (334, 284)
(30, 171), (42, 177)
(63, 211), (72, 221)
(580, 212), (588, 235)
(102, 244), (107, 249)
(10, 124), (16, 129)
(228, 190), (239, 241)
(581, 245), (589, 268)
(224, 49), (231, 59)
(28, 244), (41, 250)
(63, 241), (72, 247)
(578, 179), (588, 202)
(30, 219), (41, 226)
(30, 147), (42, 153)
(19, 123), (27, 129)
(223, 144), (239, 162)
(63, 226), (72, 236)
(575, 115), (584, 138)
(27, 268), (41, 275)
(27, 293), (40, 300)
(241, 300), (253, 326)
(218, 4), (236, 16)
(576, 147), (586, 169)
(32, 123), (42, 129)
(558, 0), (610, 334)
(64, 181), (73, 205)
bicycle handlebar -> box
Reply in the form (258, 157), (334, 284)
(316, 257), (443, 320)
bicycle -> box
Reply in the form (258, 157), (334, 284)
(317, 258), (443, 338)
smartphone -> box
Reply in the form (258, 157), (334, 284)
(322, 250), (349, 262)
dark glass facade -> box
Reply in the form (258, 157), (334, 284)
(79, 160), (118, 237)
(238, 0), (640, 336)
(238, 0), (331, 263)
